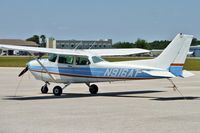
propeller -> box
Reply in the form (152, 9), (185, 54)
(18, 66), (29, 77)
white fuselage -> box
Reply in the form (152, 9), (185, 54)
(28, 56), (162, 84)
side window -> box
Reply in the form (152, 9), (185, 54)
(76, 56), (90, 65)
(48, 54), (57, 62)
(58, 55), (74, 64)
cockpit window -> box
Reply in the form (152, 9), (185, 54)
(58, 55), (74, 64)
(92, 56), (104, 63)
(76, 56), (90, 65)
(48, 54), (57, 62)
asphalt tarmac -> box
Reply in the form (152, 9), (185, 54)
(0, 68), (200, 133)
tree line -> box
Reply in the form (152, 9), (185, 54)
(26, 35), (200, 49)
(113, 38), (200, 50)
(26, 35), (46, 47)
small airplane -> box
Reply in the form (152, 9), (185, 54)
(0, 33), (194, 96)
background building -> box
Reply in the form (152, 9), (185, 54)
(0, 39), (37, 55)
(46, 37), (56, 49)
(190, 45), (200, 57)
(47, 38), (112, 49)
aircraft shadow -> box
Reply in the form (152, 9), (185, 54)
(3, 90), (200, 101)
(153, 97), (200, 101)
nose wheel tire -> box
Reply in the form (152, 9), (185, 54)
(53, 86), (63, 96)
(89, 84), (98, 94)
(41, 85), (48, 94)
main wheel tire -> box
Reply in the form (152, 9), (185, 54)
(53, 86), (63, 96)
(41, 85), (48, 94)
(89, 84), (98, 94)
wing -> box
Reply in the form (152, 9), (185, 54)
(0, 44), (150, 56)
(0, 44), (87, 56)
(85, 48), (150, 56)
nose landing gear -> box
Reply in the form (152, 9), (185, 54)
(41, 82), (49, 94)
(41, 85), (48, 94)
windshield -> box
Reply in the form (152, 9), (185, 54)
(48, 54), (57, 62)
(92, 56), (104, 63)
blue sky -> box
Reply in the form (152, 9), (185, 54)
(0, 0), (199, 42)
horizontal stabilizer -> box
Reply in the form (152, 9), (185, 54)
(143, 70), (176, 78)
(181, 70), (194, 78)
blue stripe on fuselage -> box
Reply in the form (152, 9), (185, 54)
(29, 66), (155, 78)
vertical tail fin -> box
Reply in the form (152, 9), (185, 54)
(155, 33), (193, 69)
(132, 33), (193, 76)
(157, 33), (193, 76)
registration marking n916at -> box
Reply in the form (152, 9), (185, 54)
(104, 68), (142, 77)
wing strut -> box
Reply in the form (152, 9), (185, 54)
(36, 58), (57, 83)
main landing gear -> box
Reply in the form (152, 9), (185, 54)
(40, 83), (99, 96)
(52, 84), (70, 96)
(86, 83), (99, 94)
(53, 86), (62, 96)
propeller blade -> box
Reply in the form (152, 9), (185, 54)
(18, 66), (29, 77)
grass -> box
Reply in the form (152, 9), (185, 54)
(0, 56), (34, 67)
(0, 56), (199, 71)
(184, 58), (200, 70)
